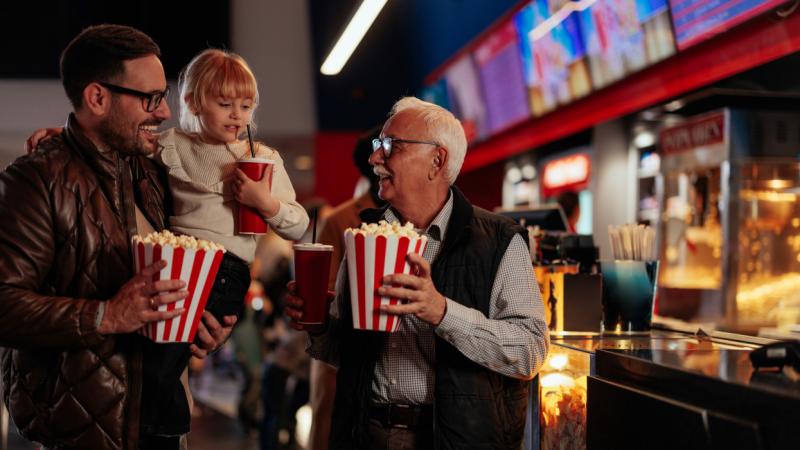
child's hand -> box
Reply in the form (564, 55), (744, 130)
(233, 167), (280, 219)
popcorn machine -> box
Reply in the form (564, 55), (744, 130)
(656, 108), (800, 332)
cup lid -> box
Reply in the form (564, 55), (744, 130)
(293, 243), (333, 251)
(238, 157), (275, 164)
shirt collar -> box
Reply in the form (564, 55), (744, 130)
(384, 189), (453, 243)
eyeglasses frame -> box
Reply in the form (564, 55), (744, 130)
(98, 82), (170, 112)
(372, 136), (441, 158)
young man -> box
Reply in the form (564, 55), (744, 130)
(0, 25), (233, 449)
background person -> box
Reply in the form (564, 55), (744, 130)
(556, 190), (580, 233)
(310, 125), (385, 450)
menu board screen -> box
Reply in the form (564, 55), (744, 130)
(514, 0), (593, 117)
(669, 0), (788, 50)
(577, 0), (675, 89)
(474, 20), (532, 134)
(443, 54), (489, 143)
(419, 78), (451, 112)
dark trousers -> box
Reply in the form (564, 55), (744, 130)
(365, 419), (434, 450)
(140, 252), (250, 437)
(138, 433), (187, 450)
(259, 364), (310, 450)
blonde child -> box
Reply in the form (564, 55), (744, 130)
(152, 48), (309, 439)
(165, 48), (308, 263)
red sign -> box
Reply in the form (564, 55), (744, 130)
(658, 112), (725, 154)
(541, 153), (591, 197)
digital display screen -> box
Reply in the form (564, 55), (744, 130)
(419, 78), (451, 112)
(443, 54), (490, 143)
(499, 205), (570, 231)
(669, 0), (788, 50)
(474, 20), (532, 134)
(514, 0), (593, 117)
(420, 0), (685, 143)
(577, 0), (675, 89)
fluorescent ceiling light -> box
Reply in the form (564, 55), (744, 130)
(320, 0), (388, 75)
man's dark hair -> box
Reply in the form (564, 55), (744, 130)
(353, 125), (385, 204)
(60, 24), (161, 109)
(557, 191), (580, 218)
(353, 125), (382, 182)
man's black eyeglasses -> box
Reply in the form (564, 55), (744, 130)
(372, 136), (440, 158)
(99, 82), (169, 112)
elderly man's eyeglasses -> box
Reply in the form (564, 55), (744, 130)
(372, 136), (440, 158)
(99, 82), (169, 112)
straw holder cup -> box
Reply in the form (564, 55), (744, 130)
(598, 260), (659, 333)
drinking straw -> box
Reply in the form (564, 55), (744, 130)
(246, 124), (255, 158)
(312, 207), (318, 244)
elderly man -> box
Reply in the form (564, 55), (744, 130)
(286, 97), (549, 450)
(0, 25), (233, 449)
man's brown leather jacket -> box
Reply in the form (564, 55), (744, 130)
(0, 115), (169, 449)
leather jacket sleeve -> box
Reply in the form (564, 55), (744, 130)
(0, 159), (105, 350)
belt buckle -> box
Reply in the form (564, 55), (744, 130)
(389, 404), (410, 429)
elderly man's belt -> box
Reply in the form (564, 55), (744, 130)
(368, 403), (433, 429)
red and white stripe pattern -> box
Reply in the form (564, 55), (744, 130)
(133, 241), (225, 343)
(344, 231), (427, 332)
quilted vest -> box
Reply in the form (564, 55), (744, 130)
(329, 187), (530, 450)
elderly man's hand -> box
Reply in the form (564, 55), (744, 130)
(378, 252), (447, 326)
(189, 312), (237, 359)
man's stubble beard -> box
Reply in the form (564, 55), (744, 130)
(97, 99), (148, 156)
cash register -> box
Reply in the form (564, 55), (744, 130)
(498, 206), (603, 332)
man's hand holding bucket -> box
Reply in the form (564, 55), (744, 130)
(377, 252), (447, 326)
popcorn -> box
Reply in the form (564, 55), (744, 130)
(346, 220), (421, 239)
(541, 376), (587, 450)
(344, 221), (427, 332)
(132, 230), (226, 343)
(133, 230), (226, 252)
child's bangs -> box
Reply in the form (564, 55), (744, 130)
(214, 59), (257, 101)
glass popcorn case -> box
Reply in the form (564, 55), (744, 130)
(538, 341), (589, 450)
(655, 108), (800, 333)
(531, 332), (757, 450)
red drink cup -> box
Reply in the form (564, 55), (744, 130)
(236, 158), (274, 234)
(293, 243), (334, 325)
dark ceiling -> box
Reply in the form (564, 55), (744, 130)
(308, 0), (522, 131)
(0, 0), (229, 80)
(309, 0), (414, 132)
(0, 0), (523, 132)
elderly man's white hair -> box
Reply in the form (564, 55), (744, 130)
(389, 96), (468, 185)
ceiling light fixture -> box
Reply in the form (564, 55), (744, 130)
(320, 0), (388, 76)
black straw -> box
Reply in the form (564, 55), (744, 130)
(246, 124), (255, 158)
(312, 207), (318, 244)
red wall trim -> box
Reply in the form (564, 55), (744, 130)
(460, 11), (800, 174)
(313, 132), (362, 206)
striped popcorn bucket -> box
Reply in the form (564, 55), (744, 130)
(344, 231), (428, 332)
(133, 240), (225, 343)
